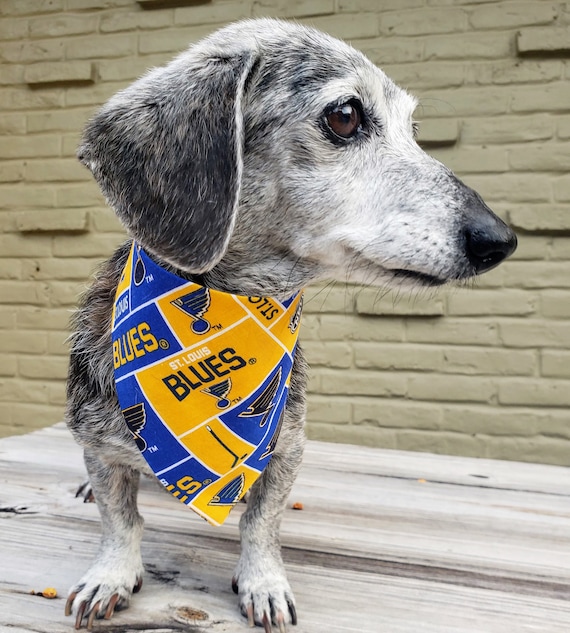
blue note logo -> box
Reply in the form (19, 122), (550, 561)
(171, 287), (211, 335)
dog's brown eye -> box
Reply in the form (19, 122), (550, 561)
(326, 102), (362, 139)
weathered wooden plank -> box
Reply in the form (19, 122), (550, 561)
(1, 424), (570, 632)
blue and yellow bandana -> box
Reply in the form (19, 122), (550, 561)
(111, 242), (303, 526)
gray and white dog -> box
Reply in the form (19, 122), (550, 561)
(65, 18), (516, 632)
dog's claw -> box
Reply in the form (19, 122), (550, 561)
(287, 600), (297, 626)
(86, 601), (100, 630)
(247, 603), (255, 627)
(133, 576), (143, 594)
(75, 601), (87, 630)
(231, 576), (239, 594)
(65, 592), (77, 617)
(277, 614), (287, 633)
(262, 612), (272, 633)
(104, 593), (120, 619)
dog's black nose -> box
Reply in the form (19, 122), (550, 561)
(465, 219), (517, 274)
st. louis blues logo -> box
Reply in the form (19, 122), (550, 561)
(208, 473), (245, 506)
(201, 378), (232, 409)
(133, 246), (146, 286)
(289, 294), (303, 333)
(239, 368), (281, 427)
(122, 403), (147, 452)
(260, 409), (285, 460)
(171, 287), (211, 335)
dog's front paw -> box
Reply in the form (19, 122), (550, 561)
(232, 557), (297, 632)
(65, 559), (143, 630)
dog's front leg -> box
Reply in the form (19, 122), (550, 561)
(65, 449), (144, 629)
(233, 348), (308, 631)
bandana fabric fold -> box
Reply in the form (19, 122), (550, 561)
(111, 242), (303, 526)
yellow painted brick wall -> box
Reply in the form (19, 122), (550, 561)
(1, 0), (569, 465)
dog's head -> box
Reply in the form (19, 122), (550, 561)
(79, 19), (516, 295)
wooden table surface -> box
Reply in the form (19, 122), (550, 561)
(1, 423), (570, 633)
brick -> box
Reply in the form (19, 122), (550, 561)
(425, 32), (511, 61)
(67, 0), (131, 9)
(303, 284), (355, 314)
(101, 10), (172, 33)
(462, 174), (551, 203)
(355, 289), (444, 316)
(446, 289), (537, 316)
(353, 399), (442, 430)
(406, 318), (499, 346)
(0, 161), (25, 183)
(553, 175), (570, 202)
(0, 330), (48, 353)
(316, 368), (407, 397)
(302, 341), (352, 368)
(512, 83), (570, 113)
(353, 342), (442, 372)
(0, 114), (26, 135)
(16, 209), (89, 233)
(0, 186), (56, 209)
(541, 291), (570, 318)
(473, 60), (562, 86)
(21, 258), (97, 282)
(387, 63), (464, 92)
(0, 134), (60, 159)
(19, 355), (69, 380)
(517, 27), (570, 55)
(508, 206), (570, 233)
(0, 260), (21, 280)
(542, 350), (570, 378)
(339, 0), (423, 11)
(24, 159), (90, 183)
(65, 83), (121, 107)
(397, 429), (488, 458)
(306, 422), (398, 449)
(0, 355), (17, 377)
(177, 2), (252, 25)
(358, 37), (424, 65)
(441, 405), (540, 437)
(502, 261), (570, 289)
(470, 2), (557, 29)
(485, 436), (570, 468)
(0, 18), (28, 41)
(89, 208), (124, 233)
(558, 116), (570, 140)
(318, 314), (405, 342)
(408, 374), (496, 403)
(0, 233), (52, 257)
(97, 55), (171, 81)
(507, 235), (552, 260)
(499, 378), (570, 407)
(307, 395), (352, 425)
(500, 320), (570, 348)
(56, 184), (105, 207)
(380, 8), (467, 36)
(299, 13), (380, 40)
(509, 144), (570, 172)
(0, 39), (64, 63)
(418, 86), (509, 117)
(25, 61), (95, 86)
(29, 14), (97, 38)
(17, 306), (73, 330)
(427, 147), (508, 174)
(66, 34), (136, 60)
(47, 331), (69, 355)
(442, 347), (536, 377)
(0, 307), (17, 327)
(47, 281), (89, 306)
(49, 381), (67, 405)
(550, 238), (570, 259)
(9, 405), (63, 432)
(461, 114), (554, 145)
(0, 87), (64, 111)
(53, 233), (123, 257)
(415, 118), (460, 146)
(0, 280), (50, 306)
(0, 378), (50, 404)
(0, 65), (25, 86)
(0, 1), (64, 16)
(139, 26), (213, 55)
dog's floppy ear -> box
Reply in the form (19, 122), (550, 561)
(78, 49), (257, 273)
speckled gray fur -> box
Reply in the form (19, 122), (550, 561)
(65, 18), (516, 631)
